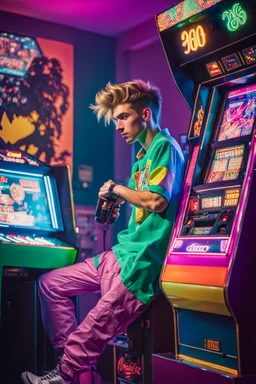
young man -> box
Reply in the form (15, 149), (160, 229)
(21, 79), (185, 384)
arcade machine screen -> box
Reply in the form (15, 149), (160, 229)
(206, 145), (244, 183)
(206, 84), (256, 184)
(181, 84), (256, 238)
(0, 171), (59, 232)
(218, 85), (256, 142)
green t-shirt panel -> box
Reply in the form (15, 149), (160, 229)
(112, 129), (185, 305)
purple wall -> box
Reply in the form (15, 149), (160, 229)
(115, 18), (191, 182)
(129, 43), (191, 139)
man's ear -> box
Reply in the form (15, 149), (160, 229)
(142, 108), (152, 122)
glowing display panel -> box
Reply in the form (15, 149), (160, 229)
(224, 188), (240, 207)
(243, 45), (256, 65)
(157, 0), (223, 32)
(222, 53), (241, 72)
(206, 61), (222, 77)
(190, 227), (212, 235)
(206, 145), (244, 183)
(218, 84), (256, 142)
(0, 171), (59, 231)
(201, 196), (222, 209)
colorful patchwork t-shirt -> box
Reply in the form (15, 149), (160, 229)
(112, 129), (185, 305)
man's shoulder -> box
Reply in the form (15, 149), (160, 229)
(150, 131), (174, 153)
(160, 132), (184, 161)
(149, 131), (185, 166)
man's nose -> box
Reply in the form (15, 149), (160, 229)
(116, 120), (123, 130)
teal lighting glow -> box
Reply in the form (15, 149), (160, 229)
(222, 3), (247, 31)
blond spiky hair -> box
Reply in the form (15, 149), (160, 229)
(90, 79), (162, 125)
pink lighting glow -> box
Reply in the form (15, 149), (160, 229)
(0, 0), (176, 37)
(226, 135), (256, 277)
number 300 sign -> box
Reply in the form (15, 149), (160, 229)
(181, 25), (206, 55)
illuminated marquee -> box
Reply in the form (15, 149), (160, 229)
(181, 25), (206, 54)
(7, 151), (22, 159)
(222, 3), (247, 32)
(157, 0), (223, 32)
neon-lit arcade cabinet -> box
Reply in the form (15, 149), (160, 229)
(0, 145), (78, 379)
(153, 1), (256, 383)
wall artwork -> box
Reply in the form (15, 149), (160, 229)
(0, 32), (74, 169)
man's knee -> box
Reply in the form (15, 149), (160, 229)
(37, 270), (54, 295)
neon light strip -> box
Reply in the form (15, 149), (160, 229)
(228, 84), (256, 98)
(177, 354), (238, 375)
(179, 344), (237, 358)
(168, 146), (200, 253)
(175, 236), (229, 240)
(157, 0), (223, 32)
(0, 236), (10, 242)
(44, 176), (58, 229)
(196, 184), (241, 193)
(224, 136), (255, 255)
(171, 252), (227, 256)
(226, 136), (256, 268)
(0, 168), (42, 177)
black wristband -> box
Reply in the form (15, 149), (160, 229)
(108, 182), (121, 199)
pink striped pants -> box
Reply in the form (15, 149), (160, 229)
(38, 251), (148, 383)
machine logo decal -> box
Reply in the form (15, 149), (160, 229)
(193, 106), (204, 137)
(186, 243), (210, 252)
(220, 240), (228, 253)
(117, 352), (142, 381)
(181, 25), (206, 55)
(174, 239), (183, 249)
(222, 3), (247, 32)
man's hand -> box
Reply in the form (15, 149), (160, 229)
(99, 180), (168, 213)
(99, 179), (114, 199)
(99, 180), (125, 205)
(99, 180), (124, 222)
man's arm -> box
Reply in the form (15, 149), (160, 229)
(99, 180), (168, 213)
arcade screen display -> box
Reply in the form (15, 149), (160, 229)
(206, 145), (244, 183)
(218, 84), (256, 142)
(0, 171), (58, 231)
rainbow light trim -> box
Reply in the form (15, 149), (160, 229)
(157, 0), (223, 32)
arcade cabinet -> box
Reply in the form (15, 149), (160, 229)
(153, 1), (256, 383)
(0, 147), (78, 381)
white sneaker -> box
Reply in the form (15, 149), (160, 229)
(21, 367), (66, 384)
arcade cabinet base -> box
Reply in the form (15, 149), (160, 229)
(152, 353), (256, 384)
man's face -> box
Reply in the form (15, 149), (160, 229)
(113, 103), (146, 144)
